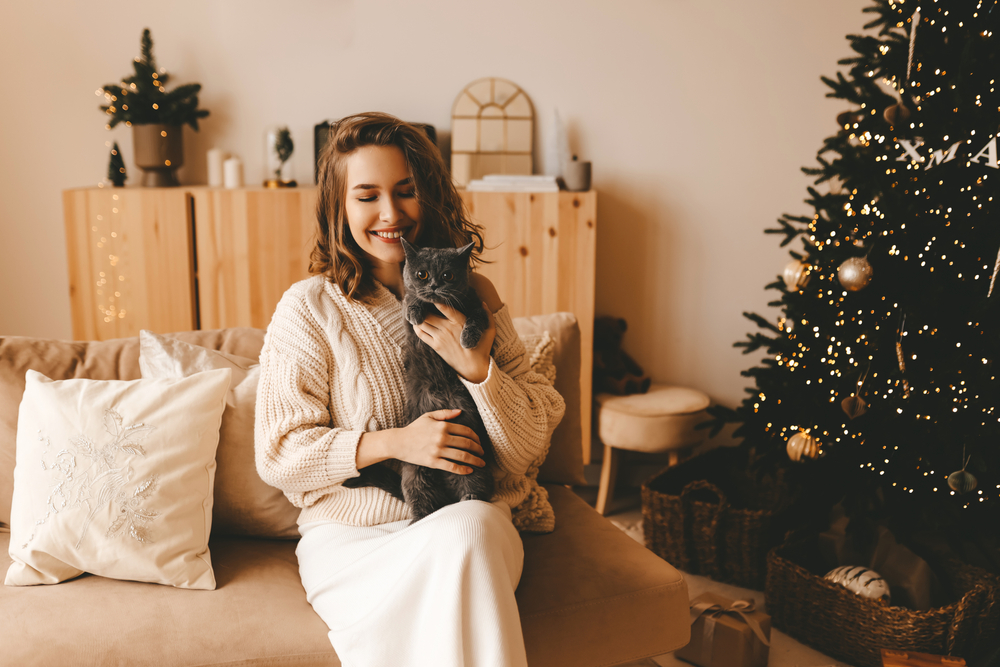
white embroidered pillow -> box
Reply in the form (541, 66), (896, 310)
(5, 368), (231, 590)
(138, 330), (300, 539)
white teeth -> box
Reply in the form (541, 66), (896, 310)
(374, 230), (403, 239)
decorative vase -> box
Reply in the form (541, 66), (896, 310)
(563, 157), (591, 191)
(132, 123), (184, 187)
(263, 126), (296, 188)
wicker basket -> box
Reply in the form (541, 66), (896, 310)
(641, 446), (791, 589)
(765, 535), (1000, 667)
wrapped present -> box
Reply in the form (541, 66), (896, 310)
(675, 592), (771, 667)
(880, 648), (966, 666)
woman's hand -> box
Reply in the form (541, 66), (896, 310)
(412, 302), (496, 383)
(399, 408), (486, 474)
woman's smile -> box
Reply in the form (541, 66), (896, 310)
(369, 226), (411, 242)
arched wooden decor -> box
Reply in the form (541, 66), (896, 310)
(450, 77), (535, 187)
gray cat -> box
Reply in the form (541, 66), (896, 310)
(342, 239), (495, 522)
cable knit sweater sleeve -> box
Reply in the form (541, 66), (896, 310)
(460, 305), (566, 476)
(254, 283), (363, 509)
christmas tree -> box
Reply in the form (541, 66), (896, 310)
(108, 142), (126, 186)
(98, 28), (209, 131)
(712, 0), (1000, 527)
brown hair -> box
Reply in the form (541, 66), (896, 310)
(309, 112), (485, 303)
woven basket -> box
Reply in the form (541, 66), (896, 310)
(641, 446), (790, 589)
(765, 535), (1000, 667)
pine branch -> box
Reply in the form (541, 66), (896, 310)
(140, 28), (155, 69)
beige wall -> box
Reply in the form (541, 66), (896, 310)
(0, 0), (867, 418)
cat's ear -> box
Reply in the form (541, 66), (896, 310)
(400, 237), (417, 260)
(456, 241), (475, 260)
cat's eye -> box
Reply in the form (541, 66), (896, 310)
(442, 271), (454, 282)
(417, 270), (429, 280)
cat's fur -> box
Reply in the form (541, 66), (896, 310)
(342, 239), (494, 522)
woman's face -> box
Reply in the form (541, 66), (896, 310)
(343, 145), (422, 269)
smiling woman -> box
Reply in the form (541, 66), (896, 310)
(254, 112), (565, 667)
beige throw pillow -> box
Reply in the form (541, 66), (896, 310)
(138, 331), (300, 539)
(511, 331), (559, 533)
(511, 313), (586, 486)
(5, 368), (231, 590)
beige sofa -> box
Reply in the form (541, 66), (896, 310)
(0, 314), (689, 667)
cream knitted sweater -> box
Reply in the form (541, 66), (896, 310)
(254, 275), (566, 531)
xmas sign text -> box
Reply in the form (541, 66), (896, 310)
(895, 134), (998, 170)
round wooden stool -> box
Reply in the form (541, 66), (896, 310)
(594, 384), (711, 516)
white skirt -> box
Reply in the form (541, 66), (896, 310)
(296, 500), (527, 667)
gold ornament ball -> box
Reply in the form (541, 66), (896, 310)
(947, 470), (977, 494)
(783, 259), (811, 291)
(787, 431), (820, 462)
(838, 257), (873, 291)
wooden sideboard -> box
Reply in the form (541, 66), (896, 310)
(64, 186), (597, 462)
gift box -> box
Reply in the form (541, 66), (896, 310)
(675, 592), (771, 667)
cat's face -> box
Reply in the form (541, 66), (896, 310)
(401, 239), (475, 303)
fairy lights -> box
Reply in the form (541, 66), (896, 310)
(93, 182), (127, 325)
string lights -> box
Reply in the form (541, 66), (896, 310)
(92, 178), (127, 325)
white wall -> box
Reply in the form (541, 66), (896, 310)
(0, 0), (868, 417)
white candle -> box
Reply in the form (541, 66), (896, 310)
(207, 149), (227, 187)
(223, 157), (243, 189)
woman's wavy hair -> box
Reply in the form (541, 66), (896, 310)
(310, 112), (486, 303)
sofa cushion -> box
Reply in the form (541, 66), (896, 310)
(0, 485), (688, 666)
(0, 530), (339, 666)
(0, 329), (265, 528)
(512, 313), (586, 486)
(6, 369), (231, 590)
(138, 330), (300, 540)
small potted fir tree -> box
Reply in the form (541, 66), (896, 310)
(98, 29), (209, 186)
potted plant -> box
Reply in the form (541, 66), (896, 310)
(98, 29), (209, 186)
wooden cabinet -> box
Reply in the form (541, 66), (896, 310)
(64, 186), (597, 462)
(63, 187), (198, 341)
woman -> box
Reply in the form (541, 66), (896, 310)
(254, 112), (565, 667)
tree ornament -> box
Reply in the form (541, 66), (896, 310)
(895, 339), (911, 399)
(107, 142), (127, 187)
(838, 257), (873, 291)
(883, 102), (911, 127)
(786, 431), (820, 462)
(828, 176), (845, 195)
(988, 245), (1000, 297)
(841, 395), (867, 419)
(883, 8), (921, 129)
(947, 470), (978, 494)
(782, 258), (811, 291)
(824, 566), (891, 603)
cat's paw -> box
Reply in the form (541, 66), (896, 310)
(405, 306), (425, 327)
(460, 328), (482, 349)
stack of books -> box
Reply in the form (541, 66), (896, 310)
(465, 174), (560, 192)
